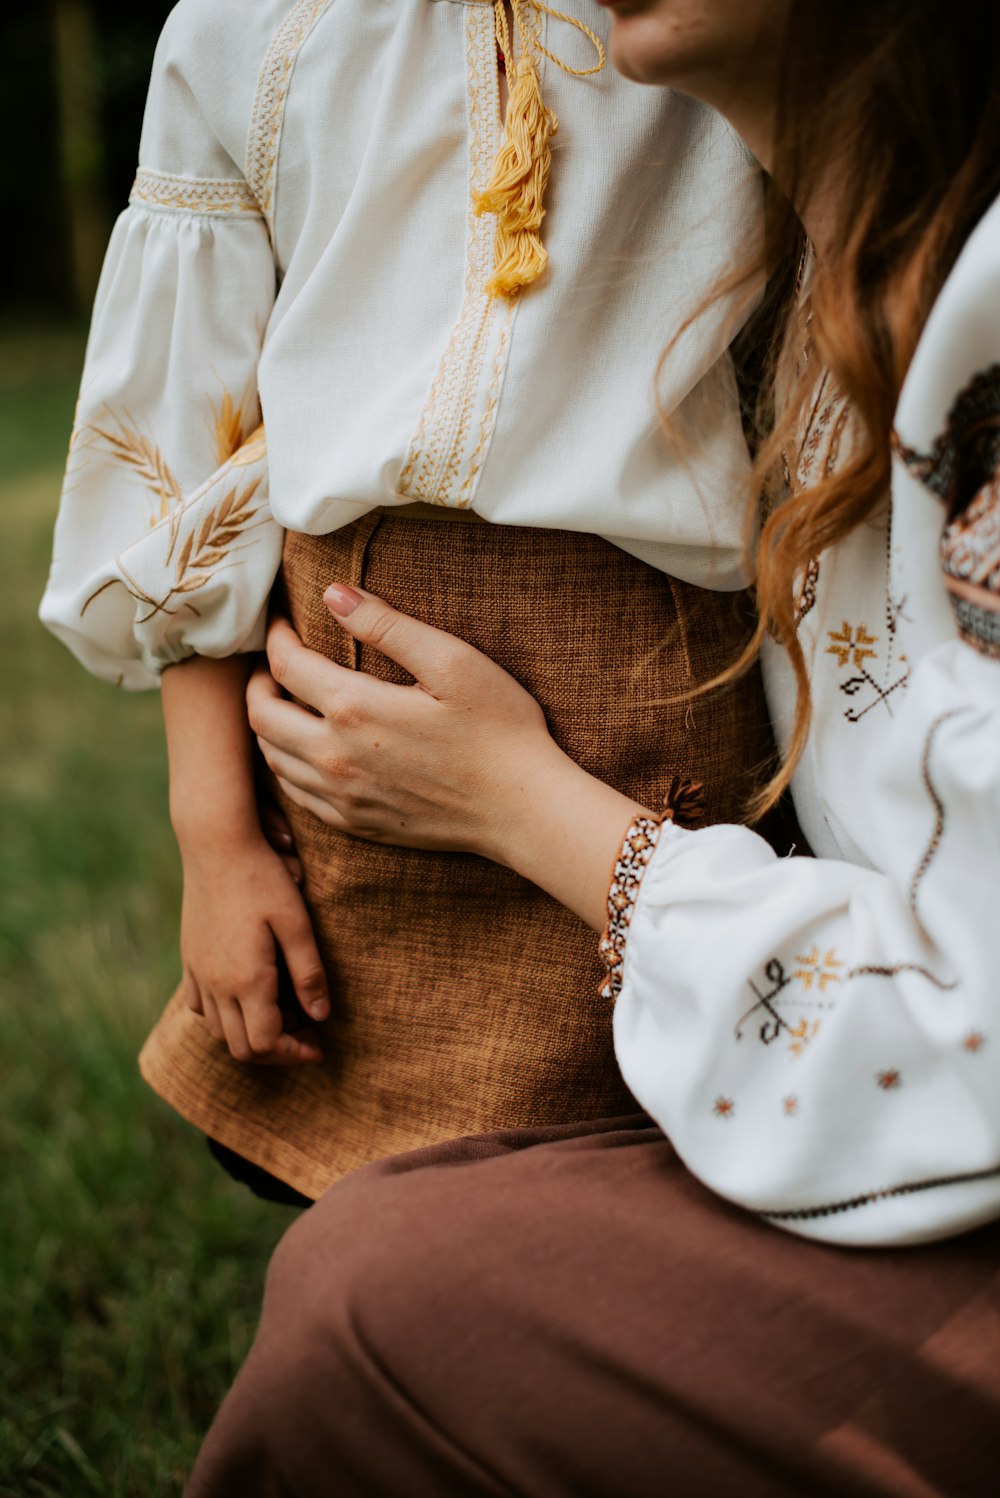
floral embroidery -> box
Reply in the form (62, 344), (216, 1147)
(736, 944), (954, 1060)
(735, 957), (839, 1055)
(824, 598), (909, 722)
(782, 1094), (799, 1117)
(129, 169), (261, 217)
(792, 947), (843, 993)
(786, 1018), (822, 1058)
(876, 1069), (902, 1090)
(598, 817), (663, 1002)
(796, 371), (850, 490)
(963, 1031), (987, 1053)
(825, 621), (878, 669)
(713, 1096), (735, 1119)
(803, 496), (911, 724)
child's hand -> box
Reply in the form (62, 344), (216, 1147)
(178, 834), (329, 1066)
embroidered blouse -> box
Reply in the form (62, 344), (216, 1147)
(40, 0), (758, 689)
(610, 195), (1000, 1247)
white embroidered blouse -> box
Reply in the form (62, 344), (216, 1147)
(611, 195), (1000, 1247)
(40, 0), (758, 689)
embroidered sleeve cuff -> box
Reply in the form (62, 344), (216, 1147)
(598, 817), (664, 1001)
(598, 776), (708, 1001)
(130, 169), (262, 218)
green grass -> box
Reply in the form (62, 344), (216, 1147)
(0, 326), (296, 1497)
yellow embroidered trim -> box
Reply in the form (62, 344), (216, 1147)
(246, 0), (333, 227)
(129, 170), (260, 217)
(397, 5), (516, 507)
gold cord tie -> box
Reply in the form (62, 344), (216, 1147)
(475, 1), (604, 299)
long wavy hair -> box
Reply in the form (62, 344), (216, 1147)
(698, 0), (1000, 817)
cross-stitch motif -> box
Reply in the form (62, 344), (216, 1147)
(825, 610), (909, 722)
(825, 621), (878, 669)
(735, 956), (839, 1055)
(793, 947), (844, 992)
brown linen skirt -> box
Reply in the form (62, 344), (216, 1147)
(140, 510), (774, 1198)
(187, 1116), (1000, 1498)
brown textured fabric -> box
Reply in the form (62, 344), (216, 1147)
(187, 1117), (1000, 1498)
(140, 514), (773, 1198)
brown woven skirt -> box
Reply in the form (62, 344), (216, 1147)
(140, 511), (773, 1198)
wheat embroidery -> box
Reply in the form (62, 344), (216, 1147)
(87, 414), (183, 518)
(211, 387), (261, 468)
(82, 475), (265, 622)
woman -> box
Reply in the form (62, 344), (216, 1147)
(187, 0), (1000, 1492)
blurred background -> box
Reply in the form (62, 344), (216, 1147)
(1, 5), (295, 1494)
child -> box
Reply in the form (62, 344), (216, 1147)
(41, 0), (770, 1199)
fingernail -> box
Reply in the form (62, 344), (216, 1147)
(310, 999), (329, 1020)
(325, 584), (363, 617)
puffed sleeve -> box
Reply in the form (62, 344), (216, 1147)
(609, 208), (1000, 1248)
(40, 1), (281, 689)
(609, 675), (1000, 1249)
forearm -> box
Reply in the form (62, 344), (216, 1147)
(161, 654), (259, 851)
(484, 741), (649, 933)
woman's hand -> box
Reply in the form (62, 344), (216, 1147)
(248, 585), (649, 931)
(251, 585), (554, 862)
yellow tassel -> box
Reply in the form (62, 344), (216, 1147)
(474, 54), (556, 298)
(475, 1), (605, 300)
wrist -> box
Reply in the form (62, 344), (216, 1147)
(170, 793), (263, 859)
(481, 740), (649, 932)
(475, 736), (573, 868)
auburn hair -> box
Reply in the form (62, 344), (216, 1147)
(694, 0), (1000, 817)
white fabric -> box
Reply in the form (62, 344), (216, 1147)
(40, 0), (759, 688)
(615, 195), (1000, 1246)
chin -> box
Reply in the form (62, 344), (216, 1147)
(607, 13), (687, 87)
